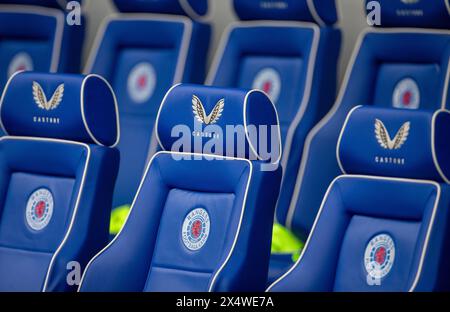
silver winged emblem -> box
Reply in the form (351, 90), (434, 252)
(375, 119), (410, 150)
(32, 81), (64, 111)
(192, 95), (224, 125)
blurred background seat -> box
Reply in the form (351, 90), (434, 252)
(84, 0), (212, 222)
(206, 0), (342, 283)
(0, 0), (86, 91)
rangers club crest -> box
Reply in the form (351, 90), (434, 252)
(182, 208), (210, 251)
(8, 52), (34, 77)
(252, 68), (281, 104)
(25, 188), (54, 231)
(364, 234), (396, 281)
(393, 78), (420, 109)
(127, 62), (157, 104)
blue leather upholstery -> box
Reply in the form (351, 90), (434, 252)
(0, 72), (119, 291)
(0, 1), (85, 90)
(268, 107), (450, 291)
(207, 0), (341, 284)
(286, 27), (450, 241)
(113, 0), (208, 20)
(234, 0), (338, 25)
(78, 84), (282, 292)
(85, 2), (211, 210)
(366, 0), (450, 29)
(338, 107), (450, 183)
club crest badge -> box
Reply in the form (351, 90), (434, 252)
(375, 119), (410, 150)
(192, 95), (224, 125)
(393, 78), (420, 109)
(364, 234), (395, 281)
(8, 52), (34, 77)
(252, 68), (281, 104)
(127, 62), (156, 104)
(182, 208), (210, 251)
(32, 82), (64, 111)
(26, 188), (54, 231)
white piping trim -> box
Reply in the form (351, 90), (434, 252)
(306, 0), (325, 27)
(286, 27), (450, 230)
(0, 5), (64, 73)
(0, 136), (91, 292)
(442, 57), (450, 109)
(78, 151), (252, 292)
(83, 13), (193, 82)
(205, 21), (320, 169)
(178, 0), (214, 22)
(80, 74), (120, 148)
(431, 109), (450, 184)
(154, 83), (183, 152)
(267, 174), (442, 292)
(335, 105), (363, 174)
(446, 0), (450, 16)
(0, 70), (23, 135)
(243, 89), (282, 163)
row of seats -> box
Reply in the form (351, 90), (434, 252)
(0, 0), (449, 291)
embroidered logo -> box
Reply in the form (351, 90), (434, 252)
(26, 188), (54, 231)
(182, 208), (210, 251)
(364, 234), (395, 282)
(32, 81), (64, 111)
(192, 95), (224, 125)
(375, 119), (410, 150)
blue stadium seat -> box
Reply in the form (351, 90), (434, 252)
(78, 84), (282, 292)
(85, 0), (211, 211)
(268, 106), (450, 291)
(0, 72), (120, 291)
(0, 0), (85, 90)
(285, 0), (450, 242)
(206, 0), (341, 283)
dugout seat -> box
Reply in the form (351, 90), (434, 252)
(84, 0), (211, 211)
(268, 106), (450, 292)
(205, 0), (341, 280)
(0, 71), (120, 291)
(78, 84), (282, 292)
(285, 0), (450, 243)
(0, 0), (85, 90)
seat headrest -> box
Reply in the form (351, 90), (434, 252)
(0, 72), (119, 147)
(366, 0), (450, 29)
(112, 0), (208, 20)
(156, 84), (282, 163)
(0, 0), (82, 9)
(233, 0), (338, 26)
(337, 106), (450, 183)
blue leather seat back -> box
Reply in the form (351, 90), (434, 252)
(0, 1), (85, 88)
(233, 0), (338, 24)
(0, 72), (120, 291)
(114, 0), (208, 19)
(86, 2), (211, 209)
(286, 3), (450, 239)
(268, 107), (450, 291)
(207, 0), (341, 230)
(79, 84), (283, 292)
